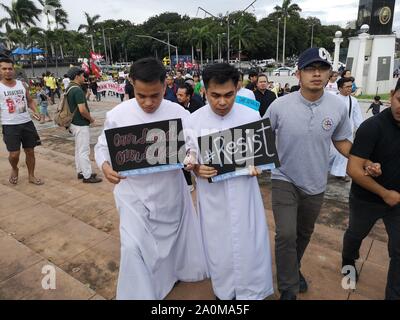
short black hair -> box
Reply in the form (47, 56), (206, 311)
(374, 96), (381, 101)
(395, 79), (400, 93)
(249, 70), (258, 78)
(129, 57), (166, 83)
(202, 63), (239, 90)
(178, 83), (194, 97)
(341, 69), (351, 78)
(0, 57), (14, 65)
(258, 73), (268, 80)
(337, 77), (354, 89)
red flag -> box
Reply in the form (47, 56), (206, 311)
(90, 51), (103, 61)
(90, 58), (102, 78)
(82, 61), (90, 74)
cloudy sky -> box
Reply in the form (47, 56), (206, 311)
(1, 0), (399, 33)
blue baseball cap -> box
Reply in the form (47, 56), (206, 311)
(298, 47), (332, 70)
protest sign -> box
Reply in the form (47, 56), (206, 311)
(105, 119), (186, 177)
(198, 118), (280, 183)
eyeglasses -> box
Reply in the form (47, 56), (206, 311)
(303, 64), (331, 72)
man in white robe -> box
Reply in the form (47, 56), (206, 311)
(184, 63), (274, 300)
(330, 77), (364, 181)
(94, 58), (208, 300)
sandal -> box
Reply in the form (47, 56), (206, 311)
(9, 175), (18, 185)
(9, 168), (19, 185)
(29, 177), (44, 185)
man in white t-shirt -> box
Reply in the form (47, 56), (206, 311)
(62, 74), (70, 91)
(0, 57), (43, 185)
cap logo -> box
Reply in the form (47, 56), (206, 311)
(319, 48), (330, 62)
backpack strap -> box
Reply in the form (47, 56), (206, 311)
(64, 85), (81, 117)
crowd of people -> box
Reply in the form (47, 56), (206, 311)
(0, 45), (399, 301)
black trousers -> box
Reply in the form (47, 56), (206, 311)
(342, 193), (400, 300)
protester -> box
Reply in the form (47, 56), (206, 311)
(184, 63), (274, 300)
(66, 67), (102, 184)
(263, 47), (381, 300)
(367, 96), (383, 116)
(94, 57), (208, 300)
(36, 83), (52, 123)
(0, 57), (43, 185)
(343, 78), (400, 300)
(254, 74), (276, 117)
(330, 77), (364, 182)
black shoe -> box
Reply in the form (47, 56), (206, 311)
(280, 291), (297, 300)
(83, 176), (102, 183)
(342, 258), (359, 282)
(78, 172), (97, 180)
(299, 271), (308, 293)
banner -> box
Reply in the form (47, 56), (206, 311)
(197, 118), (280, 183)
(97, 81), (126, 94)
(105, 119), (186, 177)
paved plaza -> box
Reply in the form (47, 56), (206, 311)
(0, 94), (390, 300)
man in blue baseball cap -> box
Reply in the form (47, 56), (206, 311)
(262, 47), (382, 300)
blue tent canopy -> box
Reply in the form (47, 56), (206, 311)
(11, 47), (29, 55)
(11, 47), (45, 55)
(27, 47), (45, 54)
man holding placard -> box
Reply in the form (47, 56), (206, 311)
(184, 63), (274, 300)
(94, 58), (208, 300)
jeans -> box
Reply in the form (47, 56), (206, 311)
(343, 193), (400, 300)
(271, 179), (325, 294)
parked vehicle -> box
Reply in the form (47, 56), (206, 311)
(273, 66), (296, 76)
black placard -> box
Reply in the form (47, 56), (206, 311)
(197, 118), (280, 182)
(105, 118), (185, 176)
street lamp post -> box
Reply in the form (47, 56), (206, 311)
(310, 24), (315, 48)
(108, 37), (113, 64)
(197, 0), (256, 64)
(102, 27), (109, 64)
(135, 34), (179, 69)
(89, 35), (95, 52)
(276, 18), (280, 64)
(332, 31), (343, 71)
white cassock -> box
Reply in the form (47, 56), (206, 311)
(185, 103), (274, 300)
(330, 94), (364, 177)
(94, 99), (208, 300)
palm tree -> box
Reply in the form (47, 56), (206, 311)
(54, 8), (69, 29)
(38, 0), (69, 29)
(231, 17), (255, 65)
(26, 27), (43, 76)
(274, 0), (301, 65)
(0, 24), (25, 49)
(187, 25), (213, 68)
(78, 12), (101, 51)
(0, 0), (41, 30)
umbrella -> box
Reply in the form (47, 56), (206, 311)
(11, 47), (29, 55)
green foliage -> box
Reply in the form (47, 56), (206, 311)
(0, 0), (351, 63)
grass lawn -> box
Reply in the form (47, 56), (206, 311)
(357, 93), (390, 101)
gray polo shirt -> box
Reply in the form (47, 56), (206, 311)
(264, 91), (352, 195)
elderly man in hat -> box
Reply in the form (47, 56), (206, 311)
(263, 48), (381, 300)
(66, 66), (102, 183)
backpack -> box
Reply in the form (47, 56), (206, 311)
(54, 85), (80, 128)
